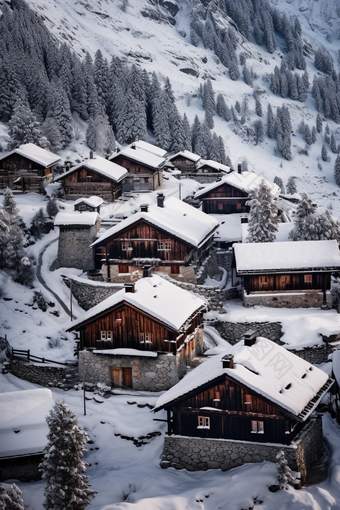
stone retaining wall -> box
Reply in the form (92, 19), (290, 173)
(288, 344), (335, 364)
(4, 359), (67, 389)
(162, 275), (225, 312)
(207, 320), (283, 345)
(243, 290), (332, 309)
(64, 277), (123, 311)
(160, 416), (323, 483)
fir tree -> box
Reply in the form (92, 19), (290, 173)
(276, 450), (296, 490)
(7, 98), (43, 150)
(321, 144), (328, 162)
(0, 483), (25, 510)
(273, 176), (285, 194)
(286, 176), (297, 194)
(253, 119), (264, 145)
(246, 180), (279, 243)
(39, 401), (97, 510)
(267, 104), (275, 139)
(289, 193), (316, 240)
(334, 155), (340, 187)
(46, 197), (59, 218)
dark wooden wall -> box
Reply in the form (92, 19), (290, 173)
(0, 154), (50, 192)
(243, 272), (330, 294)
(199, 183), (249, 214)
(112, 155), (156, 175)
(168, 376), (296, 444)
(170, 156), (197, 172)
(60, 167), (121, 200)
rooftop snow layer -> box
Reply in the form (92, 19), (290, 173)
(168, 150), (202, 163)
(129, 141), (167, 158)
(68, 274), (205, 332)
(91, 196), (218, 248)
(196, 159), (230, 173)
(0, 388), (54, 458)
(54, 211), (99, 226)
(155, 337), (329, 418)
(54, 155), (128, 182)
(111, 146), (166, 169)
(234, 239), (340, 273)
(194, 172), (280, 199)
(74, 196), (104, 207)
(0, 143), (61, 167)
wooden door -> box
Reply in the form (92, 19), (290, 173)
(111, 367), (132, 388)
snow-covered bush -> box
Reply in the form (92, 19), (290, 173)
(276, 450), (298, 489)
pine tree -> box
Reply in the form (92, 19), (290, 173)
(273, 176), (285, 194)
(334, 155), (340, 187)
(289, 193), (316, 240)
(331, 133), (337, 153)
(246, 180), (279, 243)
(46, 197), (59, 218)
(30, 208), (48, 239)
(39, 401), (97, 510)
(276, 450), (296, 490)
(253, 119), (264, 145)
(286, 176), (297, 194)
(267, 104), (275, 139)
(0, 483), (25, 510)
(316, 113), (323, 133)
(7, 98), (43, 150)
(321, 144), (328, 162)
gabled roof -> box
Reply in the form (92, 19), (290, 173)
(54, 156), (128, 183)
(194, 172), (280, 199)
(168, 150), (201, 163)
(91, 196), (219, 249)
(54, 211), (99, 227)
(111, 146), (166, 169)
(129, 141), (167, 158)
(74, 196), (104, 208)
(154, 337), (332, 421)
(196, 159), (230, 173)
(67, 275), (205, 333)
(234, 240), (340, 274)
(0, 143), (61, 167)
(0, 389), (54, 458)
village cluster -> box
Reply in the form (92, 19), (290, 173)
(1, 141), (340, 490)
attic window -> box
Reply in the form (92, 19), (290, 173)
(140, 333), (152, 344)
(122, 241), (133, 251)
(157, 241), (171, 251)
(251, 420), (264, 434)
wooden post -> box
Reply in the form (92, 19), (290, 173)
(27, 349), (30, 361)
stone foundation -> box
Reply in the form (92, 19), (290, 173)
(243, 290), (332, 309)
(64, 276), (123, 311)
(160, 416), (323, 484)
(4, 360), (67, 389)
(208, 320), (283, 345)
(101, 264), (199, 285)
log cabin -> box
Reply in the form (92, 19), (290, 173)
(91, 194), (219, 284)
(154, 334), (333, 479)
(54, 154), (128, 201)
(109, 144), (165, 192)
(167, 150), (201, 173)
(74, 196), (103, 213)
(233, 239), (340, 308)
(0, 389), (54, 481)
(194, 171), (280, 214)
(67, 275), (206, 391)
(0, 143), (61, 193)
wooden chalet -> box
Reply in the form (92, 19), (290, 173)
(195, 171), (280, 214)
(110, 144), (165, 192)
(54, 155), (128, 201)
(74, 196), (103, 213)
(233, 239), (340, 308)
(196, 159), (230, 175)
(91, 194), (218, 284)
(167, 150), (201, 173)
(67, 275), (206, 391)
(0, 143), (61, 193)
(154, 335), (333, 476)
(0, 389), (54, 481)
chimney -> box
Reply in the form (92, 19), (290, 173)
(244, 330), (258, 347)
(142, 265), (152, 278)
(237, 163), (242, 174)
(157, 192), (165, 208)
(240, 216), (248, 224)
(90, 151), (94, 160)
(222, 354), (234, 369)
(140, 204), (149, 213)
(124, 282), (135, 293)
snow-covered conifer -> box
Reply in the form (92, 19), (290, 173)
(316, 113), (323, 134)
(273, 176), (285, 194)
(289, 193), (316, 240)
(286, 176), (297, 194)
(321, 144), (328, 162)
(0, 483), (25, 510)
(7, 98), (43, 150)
(253, 119), (264, 145)
(40, 401), (97, 510)
(246, 180), (279, 243)
(334, 155), (340, 187)
(267, 104), (275, 139)
(276, 450), (296, 490)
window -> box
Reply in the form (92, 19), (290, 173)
(197, 416), (210, 429)
(304, 274), (312, 284)
(236, 202), (242, 210)
(157, 241), (171, 251)
(122, 241), (133, 251)
(251, 420), (264, 434)
(118, 265), (129, 273)
(244, 394), (252, 405)
(140, 333), (152, 344)
(144, 177), (149, 183)
(218, 203), (224, 210)
(100, 331), (112, 341)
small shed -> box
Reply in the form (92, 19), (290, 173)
(0, 388), (54, 481)
(233, 239), (340, 308)
(67, 274), (206, 391)
(74, 196), (103, 213)
(0, 143), (61, 193)
(54, 155), (128, 201)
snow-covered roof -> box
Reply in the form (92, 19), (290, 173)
(196, 159), (230, 173)
(54, 211), (99, 227)
(91, 196), (219, 248)
(0, 143), (61, 167)
(0, 389), (54, 458)
(68, 274), (205, 332)
(154, 337), (331, 420)
(194, 172), (280, 199)
(54, 155), (128, 182)
(74, 196), (104, 208)
(93, 348), (158, 357)
(129, 141), (167, 158)
(234, 240), (340, 273)
(212, 213), (246, 243)
(168, 150), (201, 163)
(111, 147), (166, 169)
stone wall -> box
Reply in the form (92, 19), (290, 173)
(243, 290), (332, 309)
(208, 319), (283, 345)
(4, 359), (67, 389)
(160, 416), (323, 483)
(288, 343), (335, 364)
(161, 275), (225, 312)
(64, 277), (123, 311)
(55, 217), (100, 272)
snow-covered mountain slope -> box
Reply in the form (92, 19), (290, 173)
(3, 0), (340, 216)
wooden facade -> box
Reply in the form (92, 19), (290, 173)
(0, 153), (57, 193)
(76, 298), (203, 354)
(55, 165), (123, 201)
(168, 154), (199, 173)
(111, 153), (163, 192)
(243, 272), (330, 295)
(198, 182), (249, 214)
(165, 374), (302, 445)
